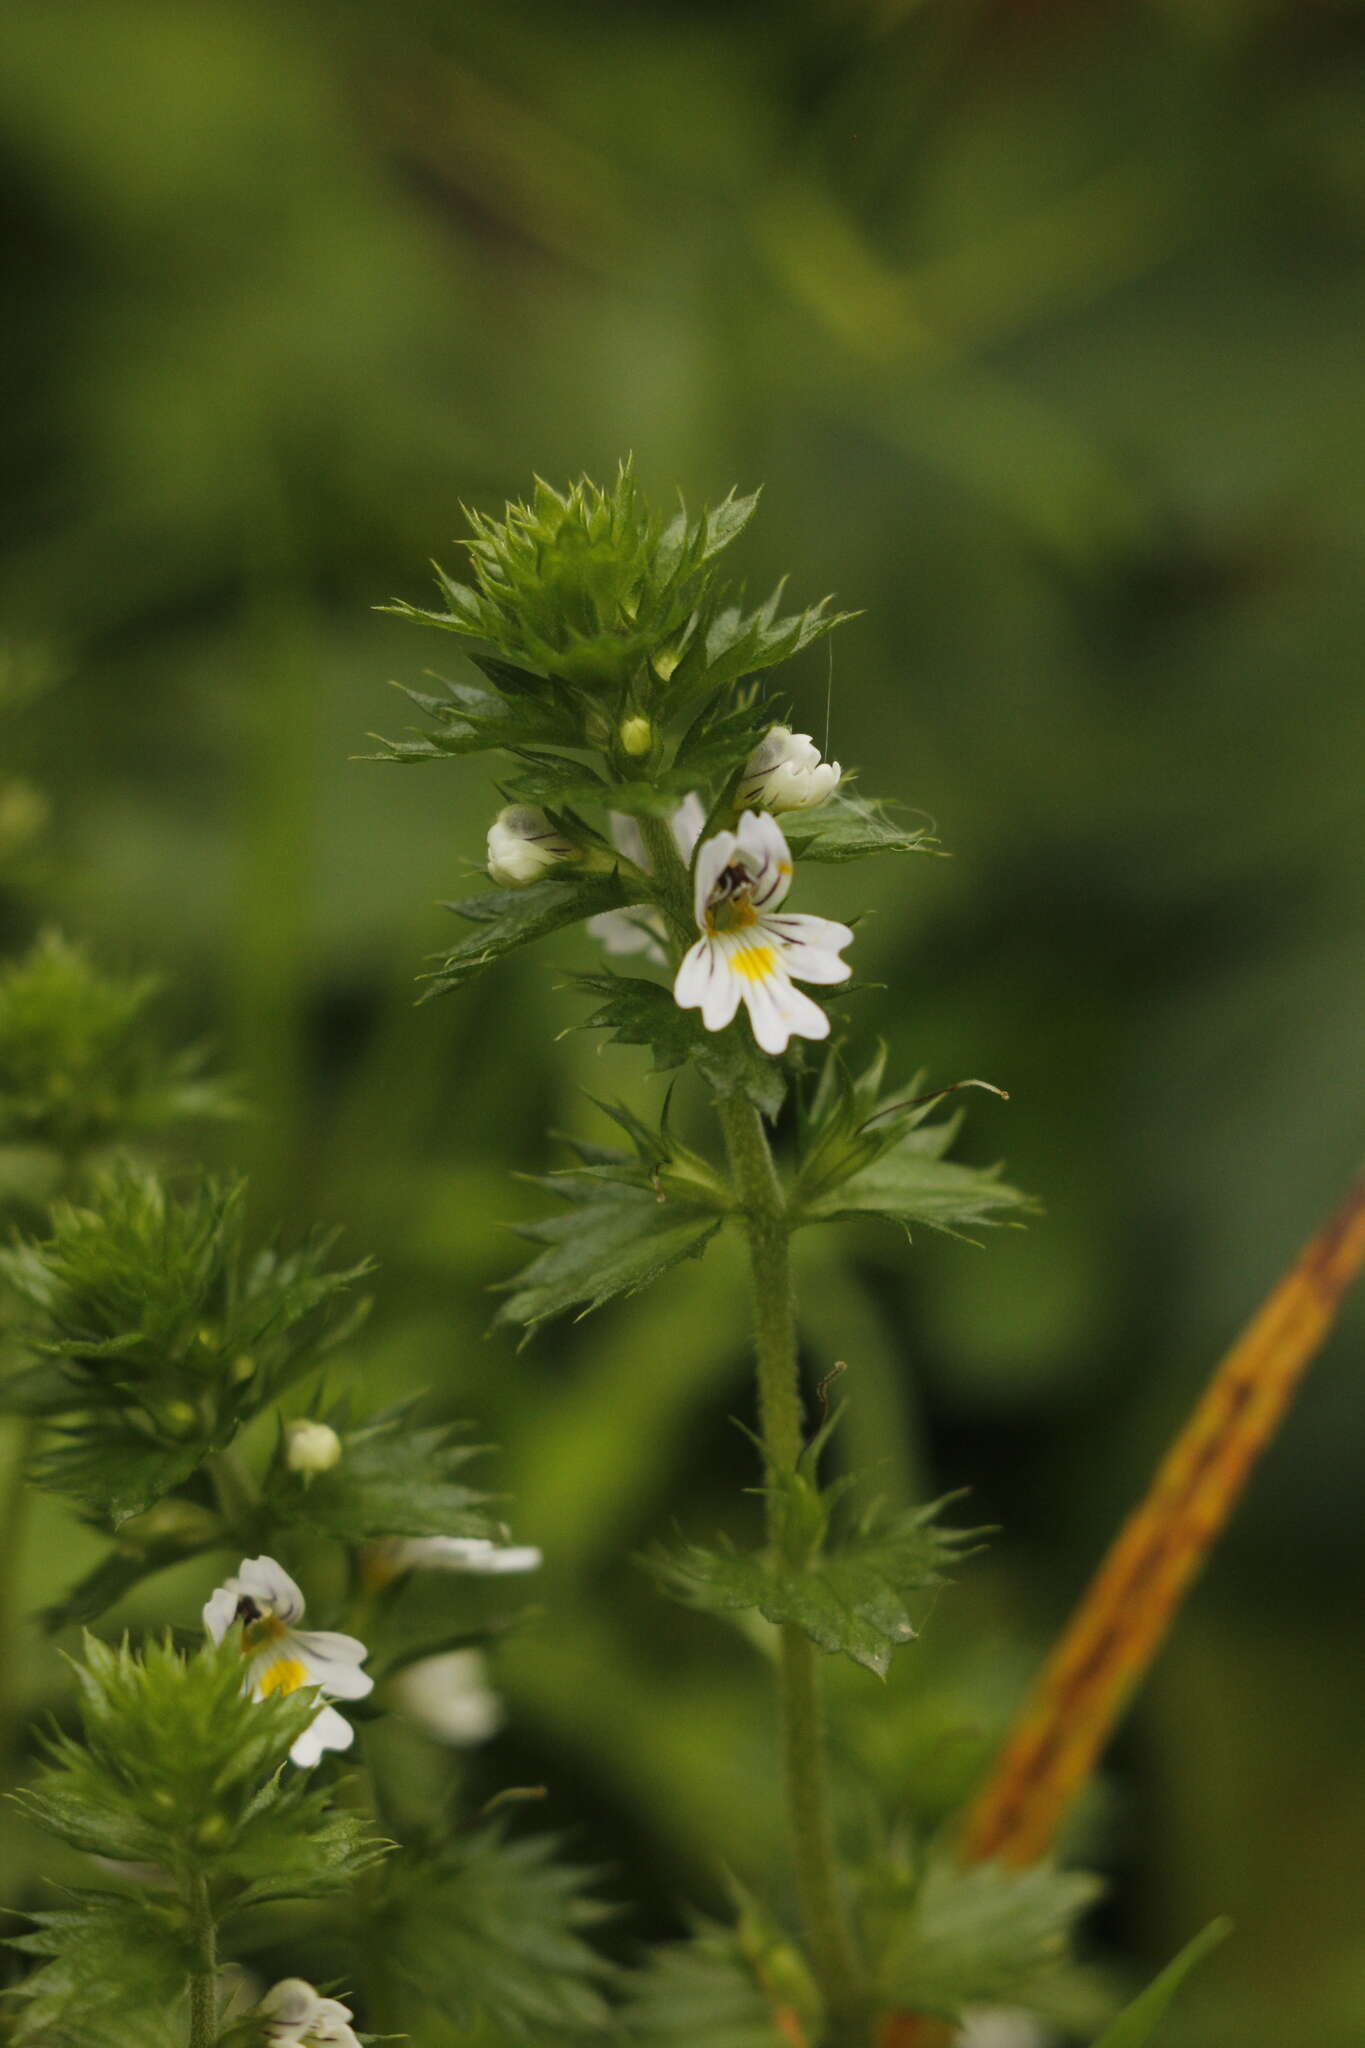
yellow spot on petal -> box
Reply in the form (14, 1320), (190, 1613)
(730, 944), (778, 982)
(258, 1656), (309, 1698)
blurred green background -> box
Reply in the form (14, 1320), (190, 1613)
(2, 0), (1363, 2041)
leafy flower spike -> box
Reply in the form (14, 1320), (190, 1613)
(673, 810), (853, 1055)
(203, 1555), (373, 1767)
(256, 1977), (361, 2046)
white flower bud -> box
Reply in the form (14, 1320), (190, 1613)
(284, 1418), (342, 1475)
(486, 804), (577, 886)
(737, 726), (841, 813)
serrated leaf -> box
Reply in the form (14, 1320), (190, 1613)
(797, 1148), (1033, 1240)
(652, 1496), (975, 1677)
(781, 793), (939, 865)
(568, 970), (789, 1116)
(1090, 1919), (1232, 2048)
(269, 1397), (497, 1542)
(875, 1859), (1103, 2019)
(423, 873), (632, 1000)
(7, 1890), (190, 2047)
(495, 1170), (725, 1338)
(373, 1823), (615, 2038)
(623, 1923), (791, 2046)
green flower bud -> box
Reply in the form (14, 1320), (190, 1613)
(619, 714), (652, 758)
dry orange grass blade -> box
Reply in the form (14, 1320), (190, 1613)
(960, 1173), (1365, 1868)
(873, 1175), (1365, 2048)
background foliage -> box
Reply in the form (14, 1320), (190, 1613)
(1, 2), (1362, 2042)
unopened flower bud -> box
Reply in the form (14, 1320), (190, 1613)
(737, 726), (841, 813)
(486, 805), (577, 887)
(285, 1418), (342, 1475)
(619, 714), (652, 758)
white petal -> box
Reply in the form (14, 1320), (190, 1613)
(740, 971), (830, 1054)
(397, 1536), (542, 1575)
(674, 937), (741, 1033)
(202, 1585), (238, 1644)
(235, 1556), (305, 1624)
(607, 810), (647, 867)
(393, 1649), (504, 1746)
(257, 1977), (319, 2034)
(692, 828), (738, 929)
(587, 906), (665, 960)
(767, 913), (854, 984)
(289, 1703), (353, 1768)
(291, 1630), (374, 1699)
(671, 791), (706, 859)
(734, 809), (793, 908)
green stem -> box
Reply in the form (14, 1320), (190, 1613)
(187, 1873), (218, 2047)
(0, 1416), (34, 1778)
(637, 795), (867, 2039)
(718, 1094), (867, 2044)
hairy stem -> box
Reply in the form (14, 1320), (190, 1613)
(638, 800), (866, 2038)
(719, 1093), (867, 2043)
(187, 1873), (218, 2047)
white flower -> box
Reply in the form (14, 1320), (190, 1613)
(256, 1977), (361, 2047)
(386, 1534), (543, 1575)
(392, 1648), (505, 1746)
(486, 804), (577, 886)
(202, 1555), (373, 1768)
(587, 791), (706, 963)
(284, 1418), (342, 1475)
(673, 810), (853, 1055)
(956, 2010), (1053, 2048)
(736, 726), (841, 812)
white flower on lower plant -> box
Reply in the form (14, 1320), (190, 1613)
(486, 803), (577, 886)
(386, 1533), (543, 1575)
(202, 1555), (373, 1768)
(588, 791), (705, 963)
(673, 809), (853, 1054)
(392, 1647), (505, 1746)
(955, 2009), (1053, 2048)
(256, 1977), (360, 2047)
(737, 726), (841, 812)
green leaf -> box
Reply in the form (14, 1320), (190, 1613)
(568, 970), (789, 1117)
(0, 1163), (371, 1523)
(0, 930), (240, 1156)
(372, 1823), (615, 2037)
(780, 793), (939, 865)
(268, 1396), (498, 1542)
(623, 1923), (792, 2046)
(495, 1168), (725, 1339)
(652, 1495), (976, 1678)
(366, 673), (582, 763)
(1091, 1919), (1232, 2048)
(797, 1146), (1033, 1241)
(364, 1562), (534, 1679)
(423, 872), (632, 1000)
(16, 1635), (387, 1902)
(873, 1859), (1103, 2019)
(8, 1890), (191, 2047)
(662, 583), (856, 715)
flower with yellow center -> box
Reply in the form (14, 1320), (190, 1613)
(202, 1555), (372, 1768)
(673, 809), (853, 1054)
(256, 1977), (361, 2047)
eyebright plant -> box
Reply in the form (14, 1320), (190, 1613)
(0, 939), (564, 2043)
(364, 463), (1229, 2045)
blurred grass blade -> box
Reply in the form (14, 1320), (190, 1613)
(1090, 1917), (1233, 2048)
(962, 1173), (1365, 1868)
